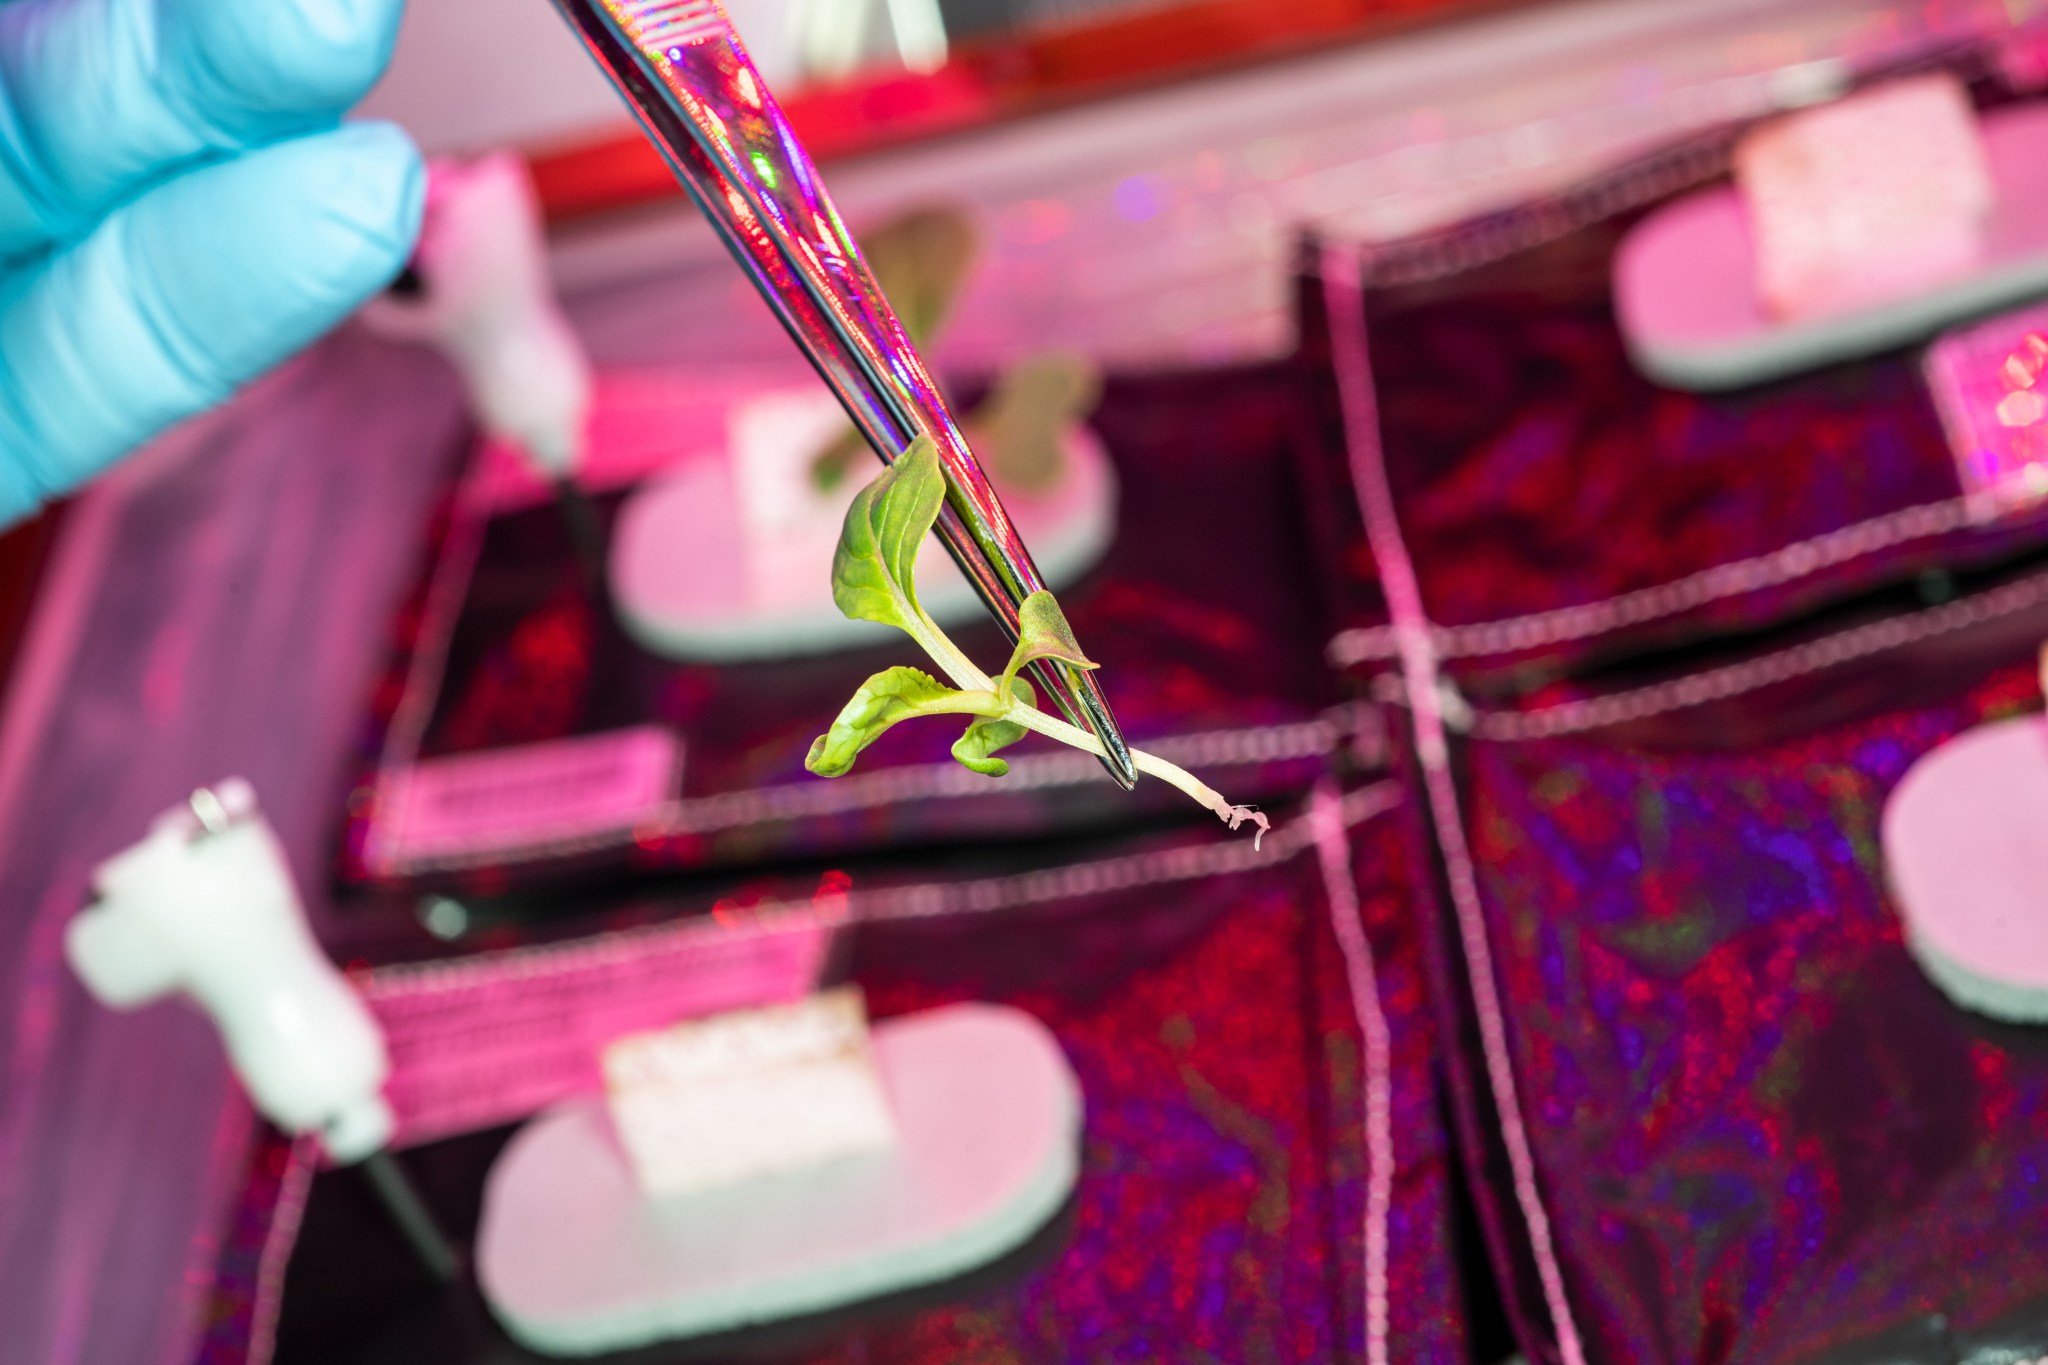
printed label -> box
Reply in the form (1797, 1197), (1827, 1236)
(373, 726), (681, 869)
(363, 906), (838, 1148)
(1924, 302), (2048, 520)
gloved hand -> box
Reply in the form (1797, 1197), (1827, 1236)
(0, 0), (424, 525)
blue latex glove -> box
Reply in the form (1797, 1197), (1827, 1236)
(0, 0), (424, 525)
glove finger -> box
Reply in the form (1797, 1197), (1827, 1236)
(0, 0), (405, 255)
(0, 121), (423, 522)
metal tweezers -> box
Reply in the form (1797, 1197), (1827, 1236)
(550, 0), (1138, 788)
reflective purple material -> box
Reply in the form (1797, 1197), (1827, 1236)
(202, 802), (1468, 1365)
(1463, 662), (2048, 1365)
(546, 0), (1136, 787)
(1296, 62), (2048, 1365)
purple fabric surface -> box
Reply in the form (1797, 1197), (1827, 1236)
(204, 795), (1465, 1365)
(1290, 64), (2048, 1365)
(1301, 106), (2048, 687)
(0, 331), (468, 1365)
(1371, 249), (1961, 627)
(837, 807), (1461, 1365)
(1462, 660), (2048, 1365)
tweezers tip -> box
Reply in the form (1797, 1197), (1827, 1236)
(1094, 731), (1138, 790)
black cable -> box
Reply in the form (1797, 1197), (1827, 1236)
(358, 1149), (464, 1283)
(553, 475), (610, 605)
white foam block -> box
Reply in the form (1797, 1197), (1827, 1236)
(1883, 715), (2048, 1023)
(479, 1003), (1082, 1356)
(1736, 75), (1993, 323)
(602, 988), (895, 1198)
(1614, 101), (2048, 392)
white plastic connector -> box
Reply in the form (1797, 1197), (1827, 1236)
(66, 780), (394, 1164)
(361, 153), (594, 479)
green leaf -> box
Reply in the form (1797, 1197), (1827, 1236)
(997, 590), (1098, 704)
(805, 666), (1001, 778)
(952, 678), (1037, 777)
(830, 435), (947, 632)
(809, 426), (866, 492)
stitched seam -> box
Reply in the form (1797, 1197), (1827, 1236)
(1360, 43), (1998, 289)
(1323, 249), (1587, 1365)
(847, 782), (1399, 923)
(361, 783), (1405, 1001)
(370, 712), (1359, 877)
(1327, 496), (1989, 666)
(1311, 782), (1395, 1365)
(361, 906), (831, 1000)
(361, 478), (496, 874)
(1468, 564), (2048, 740)
(243, 1135), (318, 1365)
(663, 718), (1343, 828)
(1365, 133), (1732, 288)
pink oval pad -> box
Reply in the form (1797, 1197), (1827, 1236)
(1882, 715), (2048, 1022)
(476, 1003), (1081, 1355)
(1615, 103), (2048, 391)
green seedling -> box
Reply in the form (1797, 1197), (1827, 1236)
(804, 436), (1268, 845)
